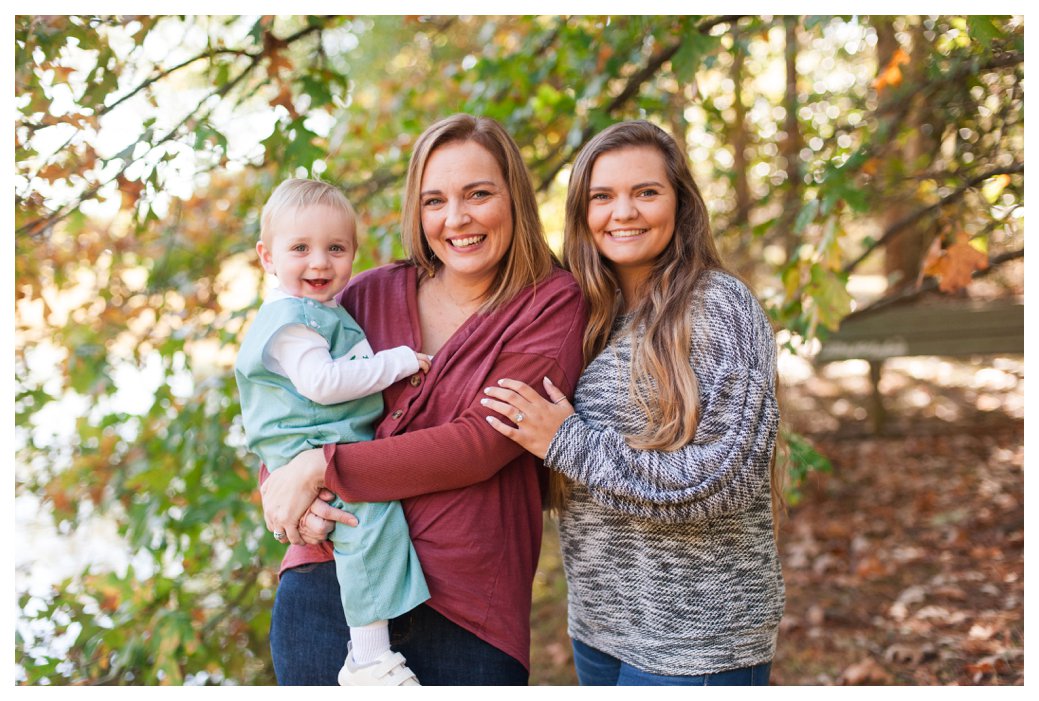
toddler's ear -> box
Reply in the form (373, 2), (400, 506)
(256, 240), (276, 273)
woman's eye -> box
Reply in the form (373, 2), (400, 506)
(590, 192), (610, 201)
(470, 190), (490, 200)
(638, 189), (659, 198)
(422, 197), (443, 207)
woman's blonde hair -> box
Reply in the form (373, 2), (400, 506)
(400, 114), (557, 311)
(552, 120), (782, 520)
(260, 178), (356, 246)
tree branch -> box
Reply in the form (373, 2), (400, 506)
(18, 23), (327, 240)
(535, 15), (744, 192)
(853, 248), (1024, 315)
(843, 162), (1024, 274)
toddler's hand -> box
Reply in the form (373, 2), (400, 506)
(416, 352), (432, 373)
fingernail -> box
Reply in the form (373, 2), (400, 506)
(484, 387), (492, 394)
(497, 379), (505, 386)
(485, 416), (495, 424)
(480, 398), (489, 405)
(544, 376), (554, 385)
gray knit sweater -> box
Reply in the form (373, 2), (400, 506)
(545, 270), (784, 676)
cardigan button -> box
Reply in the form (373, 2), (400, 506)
(391, 409), (404, 419)
(409, 375), (422, 387)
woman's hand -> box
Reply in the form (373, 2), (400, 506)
(482, 376), (574, 459)
(297, 489), (358, 545)
(260, 447), (328, 545)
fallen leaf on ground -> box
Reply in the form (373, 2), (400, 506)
(840, 658), (893, 685)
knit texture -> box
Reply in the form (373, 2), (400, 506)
(545, 270), (785, 676)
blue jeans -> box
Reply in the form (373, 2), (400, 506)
(270, 560), (528, 685)
(572, 638), (772, 686)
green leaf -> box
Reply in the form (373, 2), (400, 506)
(967, 16), (1002, 49)
(807, 264), (853, 332)
(794, 199), (819, 234)
(671, 32), (721, 84)
(782, 429), (833, 506)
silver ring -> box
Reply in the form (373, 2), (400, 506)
(514, 412), (524, 423)
(273, 531), (285, 541)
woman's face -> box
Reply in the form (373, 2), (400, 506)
(585, 145), (676, 286)
(419, 140), (513, 286)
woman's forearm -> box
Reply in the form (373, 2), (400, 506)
(325, 358), (575, 502)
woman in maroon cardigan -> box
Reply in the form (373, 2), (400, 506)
(258, 114), (587, 685)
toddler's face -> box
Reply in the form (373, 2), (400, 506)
(257, 204), (357, 302)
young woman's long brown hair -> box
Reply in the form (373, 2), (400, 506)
(551, 120), (783, 520)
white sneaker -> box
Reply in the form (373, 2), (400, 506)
(338, 643), (421, 686)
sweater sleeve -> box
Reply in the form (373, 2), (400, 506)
(325, 352), (577, 503)
(544, 276), (779, 524)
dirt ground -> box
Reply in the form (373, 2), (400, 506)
(528, 355), (1025, 686)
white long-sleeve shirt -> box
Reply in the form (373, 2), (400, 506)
(261, 288), (420, 405)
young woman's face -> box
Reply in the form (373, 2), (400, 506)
(257, 204), (356, 302)
(586, 145), (676, 287)
(419, 140), (514, 287)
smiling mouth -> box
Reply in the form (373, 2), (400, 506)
(448, 235), (487, 249)
(305, 279), (331, 288)
(607, 229), (648, 239)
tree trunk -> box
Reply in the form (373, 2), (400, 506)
(875, 17), (938, 293)
(731, 37), (752, 229)
(779, 16), (803, 259)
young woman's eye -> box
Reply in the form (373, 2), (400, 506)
(590, 192), (610, 201)
(638, 188), (660, 198)
(422, 197), (443, 207)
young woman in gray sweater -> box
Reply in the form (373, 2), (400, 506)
(482, 120), (784, 685)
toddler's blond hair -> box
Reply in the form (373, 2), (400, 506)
(260, 178), (356, 246)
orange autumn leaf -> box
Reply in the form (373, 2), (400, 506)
(116, 174), (146, 209)
(36, 161), (71, 182)
(267, 51), (294, 79)
(923, 232), (989, 293)
(873, 47), (910, 94)
(51, 65), (76, 83)
(263, 31), (292, 78)
(269, 84), (298, 117)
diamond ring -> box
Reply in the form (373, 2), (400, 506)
(514, 412), (524, 423)
(273, 531), (285, 540)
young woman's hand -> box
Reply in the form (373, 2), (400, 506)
(260, 447), (328, 545)
(482, 376), (574, 459)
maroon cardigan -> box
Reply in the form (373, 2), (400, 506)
(277, 262), (587, 670)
